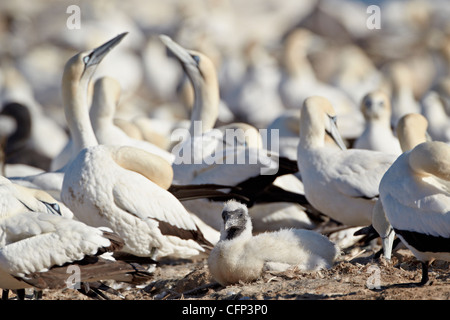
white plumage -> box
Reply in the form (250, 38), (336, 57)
(208, 200), (339, 286)
(263, 109), (301, 161)
(0, 212), (111, 289)
(396, 113), (430, 153)
(354, 90), (402, 155)
(278, 28), (364, 141)
(371, 112), (430, 260)
(421, 91), (450, 143)
(50, 33), (212, 261)
(0, 176), (149, 294)
(178, 146), (314, 232)
(0, 176), (72, 219)
(161, 34), (314, 233)
(297, 96), (398, 226)
(4, 0), (450, 300)
(89, 76), (175, 164)
(8, 33), (129, 201)
(61, 144), (211, 260)
(50, 33), (129, 172)
(388, 62), (421, 129)
(379, 141), (450, 285)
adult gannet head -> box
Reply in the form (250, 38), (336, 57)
(409, 141), (450, 181)
(14, 183), (74, 218)
(60, 32), (128, 155)
(159, 34), (219, 135)
(220, 200), (252, 241)
(360, 90), (391, 122)
(159, 35), (217, 90)
(282, 28), (325, 74)
(396, 113), (430, 152)
(379, 140), (450, 285)
(299, 96), (347, 150)
(63, 32), (128, 92)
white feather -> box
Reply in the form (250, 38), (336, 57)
(208, 201), (339, 286)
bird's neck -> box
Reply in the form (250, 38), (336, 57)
(299, 113), (325, 150)
(422, 95), (447, 127)
(284, 44), (316, 82)
(365, 115), (391, 129)
(64, 76), (98, 153)
(89, 103), (115, 135)
(189, 76), (219, 137)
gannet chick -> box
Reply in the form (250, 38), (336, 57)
(379, 141), (450, 285)
(208, 200), (339, 286)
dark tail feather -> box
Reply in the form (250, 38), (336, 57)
(169, 183), (250, 203)
(77, 282), (123, 300)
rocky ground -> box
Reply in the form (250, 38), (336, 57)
(15, 243), (449, 301)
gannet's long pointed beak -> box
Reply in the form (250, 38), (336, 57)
(327, 115), (347, 150)
(86, 32), (128, 67)
(159, 34), (194, 66)
(159, 34), (202, 84)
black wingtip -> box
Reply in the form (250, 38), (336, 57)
(354, 224), (377, 236)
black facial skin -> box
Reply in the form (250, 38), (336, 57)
(225, 226), (244, 240)
(222, 207), (247, 240)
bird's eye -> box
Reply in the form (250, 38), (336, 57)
(42, 201), (62, 216)
(191, 54), (200, 65)
(83, 55), (90, 64)
(51, 203), (61, 214)
(329, 115), (337, 125)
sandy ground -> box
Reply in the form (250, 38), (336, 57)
(10, 239), (449, 302)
